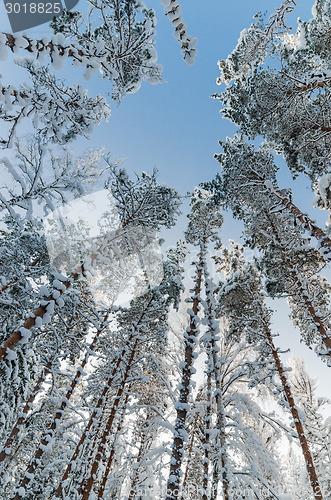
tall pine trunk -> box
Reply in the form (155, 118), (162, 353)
(127, 412), (149, 500)
(180, 411), (200, 500)
(13, 311), (109, 498)
(266, 211), (331, 357)
(202, 370), (211, 500)
(97, 389), (130, 500)
(0, 362), (51, 466)
(55, 295), (155, 498)
(81, 338), (139, 500)
(204, 274), (230, 500)
(55, 335), (138, 498)
(263, 318), (323, 500)
(165, 238), (205, 500)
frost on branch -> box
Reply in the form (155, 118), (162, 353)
(0, 143), (103, 224)
(160, 0), (198, 66)
(217, 0), (297, 84)
(0, 2), (162, 103)
(313, 174), (331, 229)
(0, 60), (110, 147)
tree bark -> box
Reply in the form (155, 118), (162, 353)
(97, 389), (130, 500)
(127, 413), (149, 500)
(76, 387), (114, 497)
(264, 322), (323, 500)
(266, 183), (331, 257)
(0, 362), (51, 465)
(55, 294), (154, 498)
(13, 311), (109, 499)
(202, 371), (211, 500)
(81, 339), (139, 500)
(180, 411), (200, 500)
(266, 211), (331, 357)
(204, 274), (230, 500)
(0, 273), (79, 363)
(165, 239), (205, 500)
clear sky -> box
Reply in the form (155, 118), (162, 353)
(0, 0), (330, 403)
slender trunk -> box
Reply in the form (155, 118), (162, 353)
(0, 272), (80, 363)
(267, 183), (331, 256)
(165, 239), (205, 500)
(13, 311), (109, 499)
(97, 389), (130, 500)
(0, 362), (51, 465)
(0, 219), (130, 362)
(127, 415), (149, 500)
(81, 339), (139, 500)
(264, 323), (323, 500)
(55, 295), (154, 498)
(77, 390), (113, 497)
(266, 211), (331, 357)
(204, 273), (230, 500)
(180, 412), (200, 500)
(202, 371), (211, 500)
(210, 461), (219, 500)
(55, 339), (136, 498)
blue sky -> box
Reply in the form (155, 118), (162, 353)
(0, 0), (330, 401)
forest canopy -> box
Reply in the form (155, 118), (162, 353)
(0, 1), (330, 499)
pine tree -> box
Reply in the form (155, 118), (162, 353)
(289, 357), (331, 494)
(217, 241), (324, 499)
(165, 189), (223, 500)
(208, 136), (331, 259)
(216, 0), (331, 181)
(206, 136), (331, 362)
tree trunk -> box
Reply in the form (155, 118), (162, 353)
(77, 390), (113, 497)
(81, 338), (139, 500)
(202, 371), (211, 500)
(165, 239), (205, 500)
(266, 211), (331, 357)
(127, 414), (149, 500)
(180, 411), (200, 500)
(13, 311), (109, 499)
(0, 273), (80, 363)
(97, 389), (130, 500)
(204, 273), (230, 500)
(55, 294), (154, 498)
(264, 322), (323, 500)
(266, 183), (331, 257)
(0, 362), (51, 465)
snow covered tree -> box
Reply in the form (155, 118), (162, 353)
(165, 188), (223, 500)
(208, 136), (331, 259)
(216, 0), (331, 181)
(0, 160), (181, 363)
(0, 60), (110, 147)
(1, 1), (162, 102)
(289, 357), (331, 495)
(216, 241), (324, 499)
(52, 244), (185, 499)
(206, 136), (331, 363)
